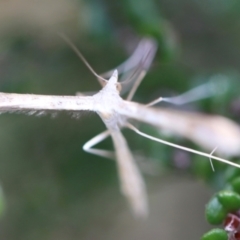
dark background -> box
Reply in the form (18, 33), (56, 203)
(0, 0), (240, 239)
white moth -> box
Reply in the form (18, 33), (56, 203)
(1, 37), (240, 218)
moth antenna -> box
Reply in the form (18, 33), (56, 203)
(126, 123), (240, 169)
(58, 33), (108, 85)
(209, 146), (218, 172)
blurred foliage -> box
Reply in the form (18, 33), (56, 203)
(0, 0), (240, 239)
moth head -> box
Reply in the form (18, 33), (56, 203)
(98, 70), (122, 93)
(106, 70), (122, 93)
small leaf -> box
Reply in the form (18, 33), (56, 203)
(217, 190), (240, 211)
(206, 197), (228, 224)
(201, 228), (228, 240)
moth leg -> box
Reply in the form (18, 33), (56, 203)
(126, 123), (240, 169)
(145, 96), (163, 107)
(146, 80), (223, 107)
(83, 130), (115, 159)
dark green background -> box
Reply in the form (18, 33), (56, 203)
(0, 0), (240, 239)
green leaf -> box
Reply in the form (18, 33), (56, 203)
(201, 228), (228, 240)
(217, 190), (240, 211)
(205, 197), (228, 224)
